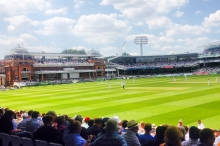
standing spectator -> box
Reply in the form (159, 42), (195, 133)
(198, 120), (205, 130)
(178, 119), (184, 127)
(123, 120), (141, 146)
(82, 116), (90, 129)
(198, 128), (215, 146)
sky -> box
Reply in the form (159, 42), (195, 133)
(0, 0), (220, 59)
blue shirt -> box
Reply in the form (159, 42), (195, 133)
(63, 133), (86, 146)
(25, 118), (41, 133)
(138, 133), (155, 145)
(90, 132), (127, 146)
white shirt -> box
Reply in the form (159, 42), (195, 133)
(198, 123), (205, 130)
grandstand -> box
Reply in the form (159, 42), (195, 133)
(0, 46), (105, 86)
(1, 44), (220, 87)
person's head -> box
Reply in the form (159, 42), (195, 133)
(155, 125), (168, 140)
(68, 120), (82, 134)
(121, 120), (128, 129)
(2, 110), (15, 120)
(144, 123), (152, 133)
(83, 116), (90, 123)
(178, 119), (183, 125)
(101, 117), (109, 128)
(189, 126), (199, 140)
(31, 111), (39, 119)
(126, 120), (139, 133)
(199, 128), (215, 146)
(42, 115), (54, 126)
(94, 118), (102, 127)
(56, 116), (65, 125)
(74, 115), (83, 123)
(198, 120), (201, 124)
(164, 126), (183, 146)
(23, 113), (29, 119)
(0, 108), (4, 117)
(140, 121), (145, 129)
(88, 119), (94, 127)
(28, 110), (33, 117)
(104, 119), (119, 133)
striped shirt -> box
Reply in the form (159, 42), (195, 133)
(123, 130), (141, 146)
(90, 132), (127, 146)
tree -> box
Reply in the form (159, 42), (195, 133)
(61, 49), (86, 54)
(122, 52), (130, 56)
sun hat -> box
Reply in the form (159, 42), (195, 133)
(104, 119), (119, 132)
(179, 119), (183, 122)
(126, 120), (139, 129)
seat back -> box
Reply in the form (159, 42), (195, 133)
(21, 137), (34, 146)
(22, 131), (32, 139)
(0, 133), (11, 146)
(49, 143), (63, 146)
(10, 135), (22, 146)
(35, 140), (48, 146)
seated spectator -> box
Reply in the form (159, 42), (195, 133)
(87, 119), (94, 129)
(198, 128), (215, 146)
(139, 123), (155, 145)
(143, 125), (169, 146)
(56, 115), (66, 137)
(86, 118), (102, 142)
(63, 120), (87, 146)
(123, 119), (141, 146)
(85, 118), (127, 146)
(25, 111), (41, 133)
(138, 121), (145, 135)
(75, 115), (87, 140)
(33, 115), (60, 143)
(17, 113), (29, 129)
(97, 117), (109, 138)
(161, 126), (183, 146)
(82, 116), (90, 129)
(120, 120), (128, 135)
(182, 126), (199, 146)
(0, 110), (22, 134)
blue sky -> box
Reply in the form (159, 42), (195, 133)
(0, 0), (220, 59)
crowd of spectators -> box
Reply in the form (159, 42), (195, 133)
(33, 58), (92, 66)
(118, 60), (200, 69)
(200, 46), (220, 56)
(193, 67), (220, 74)
(0, 107), (219, 146)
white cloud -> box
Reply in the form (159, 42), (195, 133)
(174, 10), (184, 17)
(4, 15), (32, 32)
(73, 13), (131, 44)
(44, 7), (68, 15)
(70, 46), (89, 51)
(73, 0), (85, 12)
(203, 10), (220, 27)
(0, 0), (50, 16)
(100, 0), (189, 20)
(35, 17), (75, 35)
(100, 46), (119, 56)
(27, 46), (62, 53)
(195, 10), (201, 14)
(19, 34), (37, 42)
(146, 16), (173, 29)
(166, 24), (210, 37)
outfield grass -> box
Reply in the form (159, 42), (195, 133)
(1, 75), (220, 129)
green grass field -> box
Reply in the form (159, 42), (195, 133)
(1, 75), (220, 129)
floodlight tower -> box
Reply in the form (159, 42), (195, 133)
(134, 36), (148, 56)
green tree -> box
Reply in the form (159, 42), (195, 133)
(122, 52), (130, 56)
